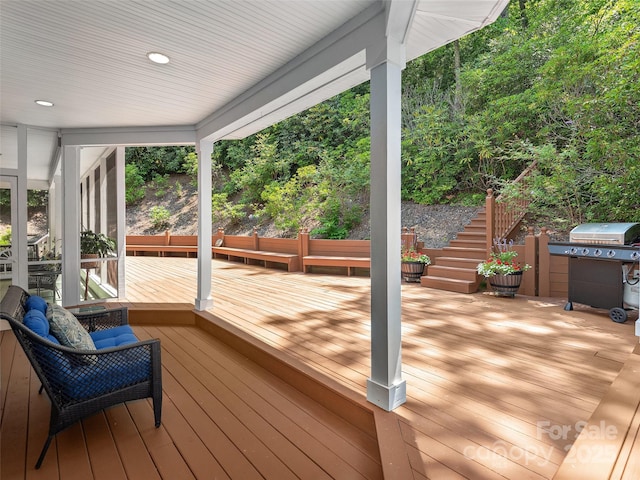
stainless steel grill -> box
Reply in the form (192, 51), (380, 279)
(569, 222), (640, 245)
(548, 223), (640, 322)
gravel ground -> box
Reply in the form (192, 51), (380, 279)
(348, 202), (481, 248)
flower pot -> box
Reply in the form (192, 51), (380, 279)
(401, 261), (425, 282)
(489, 271), (523, 297)
(81, 253), (100, 270)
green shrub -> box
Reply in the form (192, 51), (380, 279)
(0, 227), (11, 245)
(174, 180), (183, 197)
(149, 206), (171, 230)
(125, 164), (146, 205)
(211, 193), (246, 225)
(152, 173), (170, 198)
(182, 152), (198, 186)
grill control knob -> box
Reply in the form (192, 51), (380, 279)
(594, 248), (602, 257)
(581, 248), (589, 256)
(607, 249), (616, 258)
(570, 247), (578, 255)
(631, 251), (640, 260)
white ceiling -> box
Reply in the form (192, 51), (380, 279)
(0, 0), (508, 184)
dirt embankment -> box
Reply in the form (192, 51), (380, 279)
(125, 175), (481, 248)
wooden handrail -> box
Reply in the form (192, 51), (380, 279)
(486, 161), (537, 251)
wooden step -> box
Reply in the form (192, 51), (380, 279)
(455, 232), (486, 241)
(420, 276), (477, 294)
(440, 247), (486, 260)
(434, 257), (483, 269)
(425, 265), (479, 282)
(449, 239), (485, 249)
(463, 225), (486, 233)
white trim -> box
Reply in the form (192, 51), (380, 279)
(60, 126), (196, 147)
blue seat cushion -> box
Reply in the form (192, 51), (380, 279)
(60, 350), (151, 400)
(24, 309), (50, 336)
(25, 295), (48, 314)
(90, 325), (139, 349)
(23, 309), (61, 345)
(23, 311), (147, 400)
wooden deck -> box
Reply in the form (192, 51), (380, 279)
(2, 256), (639, 479)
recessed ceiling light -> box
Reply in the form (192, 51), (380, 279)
(147, 52), (170, 64)
(35, 100), (54, 107)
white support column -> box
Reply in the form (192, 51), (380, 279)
(50, 175), (62, 254)
(61, 146), (82, 306)
(115, 147), (126, 299)
(366, 37), (406, 411)
(88, 162), (96, 232)
(99, 155), (108, 235)
(15, 125), (29, 289)
(195, 140), (214, 311)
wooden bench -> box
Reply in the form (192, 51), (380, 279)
(166, 235), (198, 257)
(302, 239), (370, 276)
(124, 231), (374, 275)
(211, 233), (300, 272)
(212, 246), (299, 272)
(125, 234), (168, 256)
(125, 234), (198, 257)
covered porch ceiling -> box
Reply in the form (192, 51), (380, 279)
(0, 0), (508, 185)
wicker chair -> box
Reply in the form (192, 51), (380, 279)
(0, 285), (162, 469)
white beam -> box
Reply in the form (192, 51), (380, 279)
(60, 126), (196, 147)
(195, 140), (214, 311)
(385, 0), (418, 44)
(196, 6), (385, 142)
(366, 37), (406, 411)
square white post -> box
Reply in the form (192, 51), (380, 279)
(195, 140), (214, 310)
(61, 146), (82, 306)
(366, 41), (406, 411)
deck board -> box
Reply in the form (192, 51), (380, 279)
(2, 256), (639, 479)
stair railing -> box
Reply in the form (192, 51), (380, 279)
(485, 161), (537, 254)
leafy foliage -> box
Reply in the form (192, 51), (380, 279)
(149, 206), (171, 230)
(151, 173), (170, 198)
(211, 193), (246, 225)
(125, 164), (146, 205)
(123, 0), (640, 234)
(0, 227), (11, 245)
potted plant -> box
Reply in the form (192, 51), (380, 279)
(80, 230), (116, 269)
(401, 246), (431, 282)
(477, 239), (530, 296)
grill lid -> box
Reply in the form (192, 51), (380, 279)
(569, 223), (640, 245)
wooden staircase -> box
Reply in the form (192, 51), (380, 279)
(420, 210), (487, 294)
(419, 163), (537, 293)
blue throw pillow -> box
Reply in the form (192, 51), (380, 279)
(23, 309), (50, 337)
(25, 295), (48, 314)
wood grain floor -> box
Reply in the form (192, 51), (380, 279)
(2, 256), (638, 479)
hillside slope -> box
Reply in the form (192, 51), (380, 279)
(126, 175), (481, 248)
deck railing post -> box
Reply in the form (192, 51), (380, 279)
(298, 228), (309, 271)
(523, 226), (537, 297)
(485, 189), (495, 255)
(400, 227), (416, 252)
(538, 227), (551, 297)
(164, 229), (170, 246)
(252, 228), (259, 251)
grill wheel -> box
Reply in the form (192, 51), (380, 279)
(609, 307), (628, 323)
